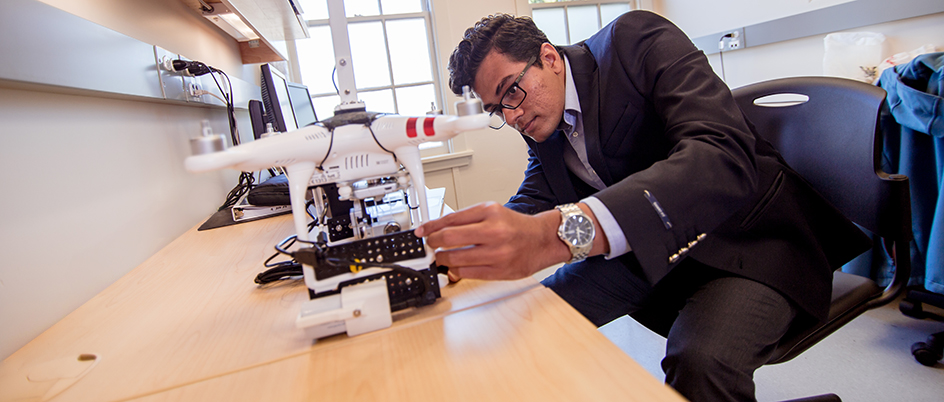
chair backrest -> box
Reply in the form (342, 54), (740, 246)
(733, 77), (917, 397)
(633, 78), (913, 362)
(731, 77), (911, 242)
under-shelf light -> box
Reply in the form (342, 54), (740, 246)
(202, 3), (259, 42)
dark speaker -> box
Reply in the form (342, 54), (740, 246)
(248, 99), (267, 140)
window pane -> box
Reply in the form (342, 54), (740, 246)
(312, 94), (340, 120)
(380, 0), (422, 14)
(345, 0), (380, 17)
(567, 5), (600, 44)
(298, 26), (338, 96)
(348, 22), (391, 89)
(359, 89), (396, 113)
(386, 18), (432, 85)
(533, 7), (568, 45)
(600, 3), (630, 27)
(297, 0), (328, 20)
(395, 84), (436, 116)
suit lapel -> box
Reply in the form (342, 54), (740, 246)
(561, 46), (613, 186)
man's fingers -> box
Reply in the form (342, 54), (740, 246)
(424, 210), (510, 250)
(415, 202), (545, 280)
(431, 243), (489, 267)
(432, 243), (520, 276)
(415, 202), (498, 237)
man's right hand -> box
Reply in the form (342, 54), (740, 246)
(414, 202), (570, 280)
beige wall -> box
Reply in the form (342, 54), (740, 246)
(0, 0), (252, 360)
(707, 11), (944, 90)
(659, 0), (854, 38)
(425, 0), (531, 211)
(655, 0), (943, 89)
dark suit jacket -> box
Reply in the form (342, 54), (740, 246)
(504, 11), (871, 323)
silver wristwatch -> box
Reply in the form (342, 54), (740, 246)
(555, 203), (595, 264)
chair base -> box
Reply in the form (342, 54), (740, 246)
(899, 288), (944, 366)
(911, 331), (944, 367)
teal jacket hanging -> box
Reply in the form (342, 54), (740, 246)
(876, 51), (944, 294)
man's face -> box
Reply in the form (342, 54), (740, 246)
(472, 44), (566, 142)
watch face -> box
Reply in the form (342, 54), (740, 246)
(562, 215), (594, 247)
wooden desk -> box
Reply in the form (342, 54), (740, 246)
(128, 287), (684, 402)
(1, 214), (684, 402)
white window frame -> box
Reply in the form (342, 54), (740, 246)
(517, 0), (649, 45)
(298, 0), (450, 157)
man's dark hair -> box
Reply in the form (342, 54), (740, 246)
(448, 14), (551, 95)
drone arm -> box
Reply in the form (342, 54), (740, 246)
(285, 161), (317, 241)
(393, 145), (428, 225)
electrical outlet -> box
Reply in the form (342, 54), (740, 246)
(188, 82), (201, 99)
(719, 28), (745, 51)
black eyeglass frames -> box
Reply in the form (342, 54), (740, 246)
(488, 56), (538, 130)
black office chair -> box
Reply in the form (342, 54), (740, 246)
(731, 76), (913, 401)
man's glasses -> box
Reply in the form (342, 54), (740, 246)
(488, 56), (537, 130)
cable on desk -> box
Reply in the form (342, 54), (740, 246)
(254, 262), (303, 284)
(255, 235), (306, 285)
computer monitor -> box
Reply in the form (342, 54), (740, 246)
(260, 63), (297, 133)
(258, 64), (319, 136)
(286, 82), (318, 128)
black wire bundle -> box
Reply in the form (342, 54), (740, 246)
(255, 230), (308, 285)
(218, 171), (256, 211)
(255, 258), (303, 284)
(200, 65), (257, 211)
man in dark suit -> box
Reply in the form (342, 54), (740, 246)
(415, 11), (870, 401)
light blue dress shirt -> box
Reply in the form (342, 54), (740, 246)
(559, 55), (632, 258)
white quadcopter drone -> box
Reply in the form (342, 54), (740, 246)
(185, 85), (487, 338)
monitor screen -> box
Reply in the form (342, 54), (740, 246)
(260, 64), (297, 132)
(286, 82), (318, 128)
